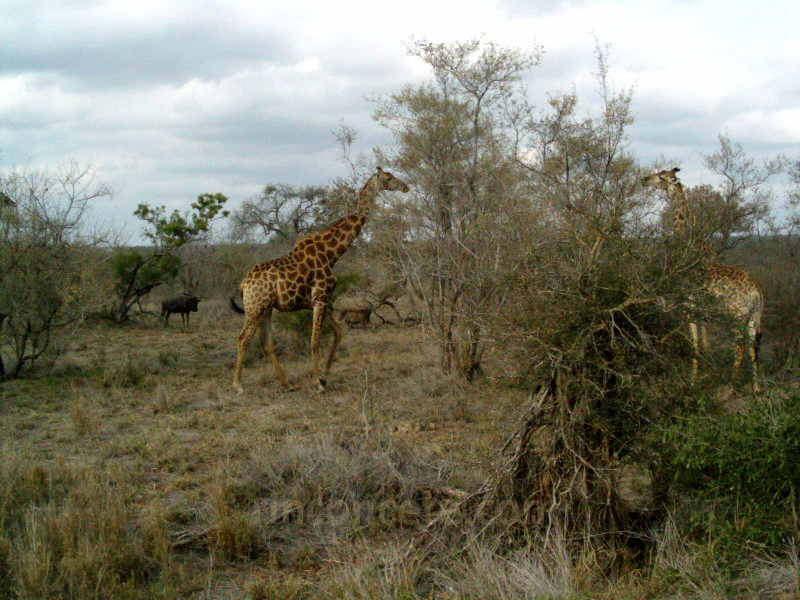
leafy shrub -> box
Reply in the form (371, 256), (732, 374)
(111, 250), (181, 321)
(657, 393), (800, 555)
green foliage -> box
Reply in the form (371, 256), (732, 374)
(111, 192), (227, 321)
(111, 251), (181, 293)
(658, 393), (800, 554)
(134, 192), (229, 248)
(110, 250), (181, 321)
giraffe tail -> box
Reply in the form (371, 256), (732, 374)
(229, 295), (245, 314)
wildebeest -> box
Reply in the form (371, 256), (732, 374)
(161, 293), (200, 331)
(338, 308), (372, 329)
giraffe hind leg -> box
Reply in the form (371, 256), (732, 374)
(733, 342), (745, 376)
(233, 312), (265, 394)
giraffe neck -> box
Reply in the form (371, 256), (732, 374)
(291, 214), (367, 268)
(325, 215), (367, 264)
(289, 173), (381, 267)
(668, 181), (689, 238)
(667, 181), (719, 262)
(355, 175), (381, 215)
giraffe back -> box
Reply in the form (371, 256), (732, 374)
(705, 263), (763, 328)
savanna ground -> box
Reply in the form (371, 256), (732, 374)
(2, 247), (800, 599)
(3, 291), (799, 599)
(1, 294), (535, 598)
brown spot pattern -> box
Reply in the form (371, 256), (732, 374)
(232, 168), (409, 393)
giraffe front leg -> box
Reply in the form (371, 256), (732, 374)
(732, 341), (745, 377)
(321, 303), (342, 384)
(689, 321), (700, 386)
(310, 300), (327, 393)
(748, 320), (761, 394)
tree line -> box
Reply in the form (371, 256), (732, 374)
(1, 38), (799, 384)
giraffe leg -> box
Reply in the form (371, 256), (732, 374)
(320, 303), (342, 386)
(689, 321), (700, 385)
(733, 341), (745, 377)
(233, 313), (264, 394)
(259, 322), (268, 357)
(310, 300), (327, 392)
(262, 308), (290, 390)
(748, 320), (760, 393)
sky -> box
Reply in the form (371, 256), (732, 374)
(1, 0), (799, 240)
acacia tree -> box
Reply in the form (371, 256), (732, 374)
(469, 48), (699, 541)
(689, 134), (781, 251)
(112, 193), (228, 321)
(0, 163), (112, 378)
(374, 37), (541, 380)
(229, 184), (329, 246)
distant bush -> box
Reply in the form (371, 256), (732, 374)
(0, 163), (112, 377)
(657, 392), (800, 555)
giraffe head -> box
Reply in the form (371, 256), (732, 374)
(375, 167), (410, 193)
(642, 167), (689, 233)
(641, 168), (681, 192)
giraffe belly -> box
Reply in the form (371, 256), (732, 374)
(275, 282), (312, 312)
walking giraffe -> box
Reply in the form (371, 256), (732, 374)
(231, 167), (409, 393)
(641, 167), (763, 391)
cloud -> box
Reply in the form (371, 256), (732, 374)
(1, 0), (798, 235)
(0, 0), (297, 90)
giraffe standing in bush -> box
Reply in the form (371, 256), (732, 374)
(231, 167), (409, 393)
(641, 168), (763, 391)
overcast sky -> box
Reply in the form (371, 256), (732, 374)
(1, 0), (798, 239)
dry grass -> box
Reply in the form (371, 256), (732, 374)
(1, 296), (796, 598)
(0, 297), (522, 597)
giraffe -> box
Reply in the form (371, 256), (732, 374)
(641, 167), (763, 391)
(230, 167), (409, 394)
